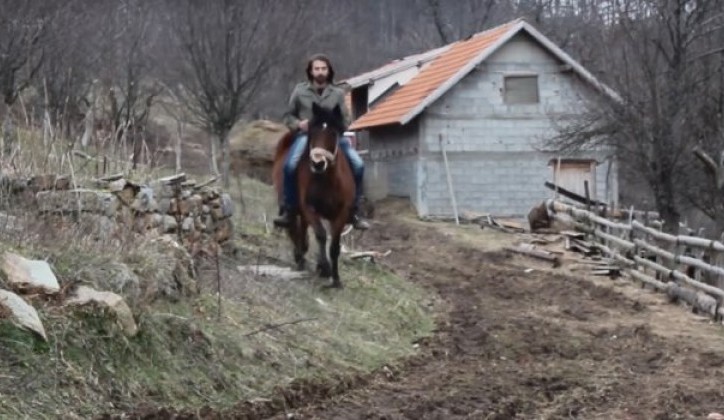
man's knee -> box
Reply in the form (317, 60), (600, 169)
(284, 135), (306, 174)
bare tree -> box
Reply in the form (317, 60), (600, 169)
(99, 0), (162, 168)
(0, 0), (52, 153)
(548, 0), (724, 234)
(166, 0), (318, 187)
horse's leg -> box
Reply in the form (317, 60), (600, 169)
(291, 214), (307, 271)
(327, 219), (347, 288)
(310, 217), (331, 278)
(299, 217), (309, 271)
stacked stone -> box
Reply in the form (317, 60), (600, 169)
(27, 172), (234, 248)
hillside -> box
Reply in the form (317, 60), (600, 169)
(0, 122), (435, 418)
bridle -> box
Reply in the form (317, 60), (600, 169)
(309, 122), (339, 166)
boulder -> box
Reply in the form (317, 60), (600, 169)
(0, 289), (47, 340)
(66, 286), (138, 336)
(1, 252), (60, 294)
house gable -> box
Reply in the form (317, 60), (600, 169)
(347, 19), (618, 131)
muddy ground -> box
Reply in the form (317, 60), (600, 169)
(115, 199), (724, 419)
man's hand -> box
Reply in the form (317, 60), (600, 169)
(298, 119), (309, 132)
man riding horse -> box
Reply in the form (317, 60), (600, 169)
(274, 53), (370, 231)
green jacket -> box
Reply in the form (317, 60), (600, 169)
(283, 82), (351, 132)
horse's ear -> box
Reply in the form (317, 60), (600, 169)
(312, 102), (322, 116)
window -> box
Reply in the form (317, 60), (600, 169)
(503, 75), (539, 104)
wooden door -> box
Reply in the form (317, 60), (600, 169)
(552, 160), (596, 201)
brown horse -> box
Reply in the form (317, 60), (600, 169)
(271, 103), (355, 288)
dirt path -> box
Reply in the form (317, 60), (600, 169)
(264, 200), (724, 419)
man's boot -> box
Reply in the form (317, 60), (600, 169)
(273, 206), (293, 228)
(349, 208), (371, 230)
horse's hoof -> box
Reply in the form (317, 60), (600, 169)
(322, 282), (343, 290)
(317, 265), (332, 278)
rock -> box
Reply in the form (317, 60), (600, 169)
(527, 201), (551, 232)
(115, 183), (139, 207)
(108, 178), (127, 193)
(158, 198), (171, 214)
(0, 212), (21, 232)
(200, 187), (220, 202)
(194, 217), (206, 232)
(36, 189), (119, 217)
(214, 219), (233, 242)
(152, 236), (198, 298)
(89, 262), (141, 303)
(162, 215), (178, 233)
(133, 213), (161, 233)
(0, 289), (47, 340)
(158, 173), (187, 185)
(220, 193), (234, 218)
(211, 207), (224, 221)
(66, 286), (138, 336)
(208, 197), (222, 208)
(181, 217), (194, 232)
(1, 252), (60, 294)
(151, 181), (176, 199)
(238, 265), (306, 280)
(188, 194), (203, 215)
(130, 186), (158, 213)
(177, 198), (191, 216)
(80, 214), (116, 239)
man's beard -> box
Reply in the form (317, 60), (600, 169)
(314, 74), (328, 84)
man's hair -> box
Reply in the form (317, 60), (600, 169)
(306, 53), (335, 83)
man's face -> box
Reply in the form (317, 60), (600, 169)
(311, 60), (329, 84)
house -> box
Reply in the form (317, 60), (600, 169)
(340, 18), (620, 219)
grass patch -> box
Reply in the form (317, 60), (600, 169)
(0, 256), (433, 417)
(0, 170), (436, 417)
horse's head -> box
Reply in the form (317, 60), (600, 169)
(307, 102), (345, 174)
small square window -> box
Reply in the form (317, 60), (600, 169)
(503, 75), (539, 104)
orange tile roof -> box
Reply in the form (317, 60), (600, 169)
(349, 20), (521, 131)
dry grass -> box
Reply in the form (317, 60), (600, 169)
(0, 121), (436, 417)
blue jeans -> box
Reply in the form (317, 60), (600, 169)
(283, 133), (364, 211)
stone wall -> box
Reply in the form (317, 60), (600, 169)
(2, 172), (235, 254)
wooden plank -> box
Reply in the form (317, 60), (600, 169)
(593, 228), (635, 251)
(545, 188), (660, 219)
(629, 271), (724, 318)
(632, 220), (724, 252)
(504, 245), (561, 267)
(633, 256), (724, 299)
(633, 239), (724, 279)
(551, 200), (632, 231)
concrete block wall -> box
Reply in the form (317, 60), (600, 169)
(363, 121), (420, 205)
(415, 31), (617, 217)
(417, 151), (614, 217)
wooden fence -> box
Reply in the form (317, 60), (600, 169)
(547, 199), (724, 321)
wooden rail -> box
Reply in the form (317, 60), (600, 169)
(546, 199), (724, 320)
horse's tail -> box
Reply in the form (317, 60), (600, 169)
(271, 130), (295, 201)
